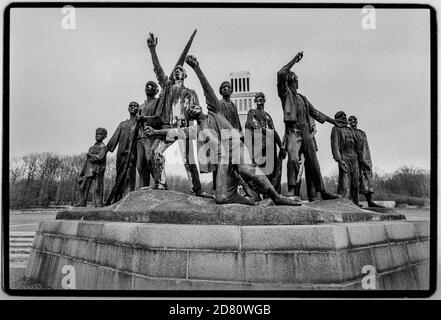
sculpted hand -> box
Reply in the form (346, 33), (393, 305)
(334, 119), (347, 128)
(185, 55), (199, 69)
(147, 33), (158, 48)
(144, 126), (156, 137)
(294, 51), (303, 63)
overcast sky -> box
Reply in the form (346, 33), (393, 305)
(9, 7), (431, 179)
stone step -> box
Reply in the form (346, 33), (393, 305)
(10, 249), (32, 254)
(9, 232), (35, 237)
(9, 241), (33, 247)
(10, 234), (34, 238)
(10, 262), (28, 269)
(9, 253), (30, 260)
(9, 232), (35, 260)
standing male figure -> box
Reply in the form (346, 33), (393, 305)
(136, 81), (163, 188)
(106, 102), (139, 204)
(331, 111), (362, 205)
(76, 128), (108, 207)
(208, 81), (243, 189)
(147, 32), (211, 198)
(218, 81), (243, 132)
(245, 92), (286, 193)
(348, 115), (384, 208)
(277, 51), (342, 200)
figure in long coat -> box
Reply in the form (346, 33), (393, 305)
(348, 115), (384, 208)
(106, 102), (139, 204)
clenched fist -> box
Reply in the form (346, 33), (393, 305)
(185, 55), (199, 68)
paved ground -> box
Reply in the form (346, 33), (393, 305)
(6, 205), (431, 291)
(7, 208), (62, 291)
(9, 208), (60, 232)
(397, 206), (430, 221)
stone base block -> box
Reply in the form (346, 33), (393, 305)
(26, 219), (430, 291)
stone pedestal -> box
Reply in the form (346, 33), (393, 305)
(25, 190), (429, 290)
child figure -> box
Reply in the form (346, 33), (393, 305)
(75, 127), (108, 207)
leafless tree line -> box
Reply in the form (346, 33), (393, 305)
(8, 152), (430, 209)
(322, 165), (430, 206)
(9, 152), (116, 209)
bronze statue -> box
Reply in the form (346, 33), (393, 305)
(75, 128), (108, 207)
(146, 32), (211, 198)
(208, 81), (244, 190)
(245, 92), (286, 194)
(277, 51), (342, 200)
(145, 55), (302, 206)
(106, 102), (139, 204)
(135, 81), (163, 189)
(348, 115), (384, 208)
(218, 81), (243, 132)
(331, 111), (362, 205)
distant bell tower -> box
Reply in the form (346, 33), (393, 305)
(229, 71), (257, 128)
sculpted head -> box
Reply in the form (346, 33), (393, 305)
(254, 92), (266, 107)
(145, 81), (159, 98)
(219, 81), (233, 98)
(172, 65), (187, 81)
(334, 111), (347, 124)
(95, 127), (108, 142)
(128, 101), (139, 115)
(348, 115), (358, 129)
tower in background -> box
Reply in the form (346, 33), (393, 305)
(229, 71), (257, 128)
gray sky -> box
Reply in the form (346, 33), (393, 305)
(9, 7), (431, 178)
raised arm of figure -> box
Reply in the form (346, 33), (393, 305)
(185, 55), (220, 115)
(277, 52), (303, 97)
(147, 33), (167, 88)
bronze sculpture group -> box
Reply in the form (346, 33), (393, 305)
(75, 30), (383, 208)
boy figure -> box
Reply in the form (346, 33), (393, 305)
(76, 128), (108, 207)
(106, 102), (139, 204)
